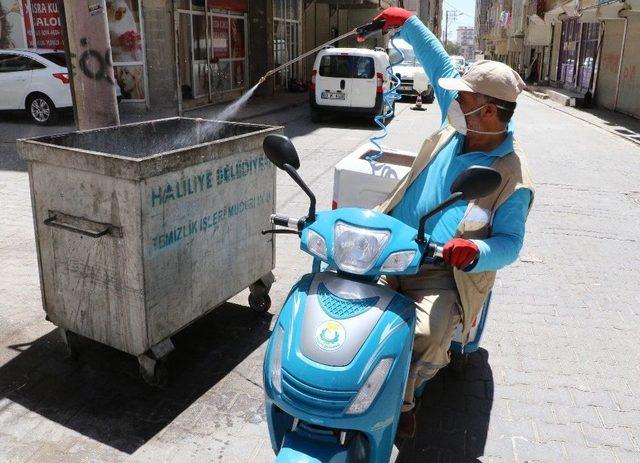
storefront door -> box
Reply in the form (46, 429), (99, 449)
(208, 11), (247, 95)
(175, 1), (248, 111)
(558, 18), (580, 86)
(577, 23), (599, 93)
(273, 0), (301, 89)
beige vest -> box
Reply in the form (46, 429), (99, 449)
(377, 125), (535, 338)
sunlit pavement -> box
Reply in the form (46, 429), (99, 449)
(1, 96), (639, 462)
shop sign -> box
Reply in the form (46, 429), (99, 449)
(28, 0), (63, 50)
(211, 15), (229, 59)
(207, 0), (247, 12)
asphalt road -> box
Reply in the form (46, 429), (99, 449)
(1, 95), (639, 462)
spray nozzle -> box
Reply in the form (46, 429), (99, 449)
(356, 18), (387, 42)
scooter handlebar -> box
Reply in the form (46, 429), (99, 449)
(270, 213), (303, 231)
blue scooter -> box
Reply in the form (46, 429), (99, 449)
(261, 134), (501, 462)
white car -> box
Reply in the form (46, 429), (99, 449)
(387, 38), (434, 103)
(451, 55), (466, 76)
(0, 49), (120, 125)
(309, 47), (393, 122)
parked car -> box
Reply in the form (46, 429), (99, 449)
(387, 38), (434, 103)
(451, 55), (466, 75)
(309, 47), (393, 122)
(0, 49), (121, 125)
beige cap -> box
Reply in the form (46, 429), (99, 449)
(438, 60), (525, 102)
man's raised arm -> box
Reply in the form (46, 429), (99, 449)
(375, 8), (460, 122)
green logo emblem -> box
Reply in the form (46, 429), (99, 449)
(315, 321), (346, 351)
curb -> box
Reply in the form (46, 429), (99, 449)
(523, 91), (640, 147)
(524, 87), (549, 100)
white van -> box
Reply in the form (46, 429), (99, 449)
(309, 47), (392, 122)
(387, 38), (434, 103)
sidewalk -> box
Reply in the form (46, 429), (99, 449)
(185, 91), (309, 122)
(524, 87), (640, 146)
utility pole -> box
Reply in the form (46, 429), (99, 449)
(445, 10), (449, 47)
(444, 9), (462, 48)
(59, 0), (119, 130)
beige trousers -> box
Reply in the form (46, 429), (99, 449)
(382, 265), (462, 412)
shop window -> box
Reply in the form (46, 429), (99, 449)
(272, 0), (301, 88)
(114, 65), (145, 99)
(107, 0), (147, 102)
(176, 1), (248, 104)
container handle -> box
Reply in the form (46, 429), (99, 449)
(44, 211), (121, 238)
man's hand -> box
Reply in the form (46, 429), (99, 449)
(374, 7), (413, 32)
(443, 238), (479, 270)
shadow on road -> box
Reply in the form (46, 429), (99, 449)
(397, 349), (494, 462)
(0, 302), (272, 454)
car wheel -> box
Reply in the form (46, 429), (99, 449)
(27, 94), (58, 125)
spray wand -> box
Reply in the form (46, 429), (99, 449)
(258, 29), (361, 85)
(257, 18), (395, 85)
(256, 17), (403, 162)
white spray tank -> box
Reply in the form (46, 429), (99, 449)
(332, 144), (416, 210)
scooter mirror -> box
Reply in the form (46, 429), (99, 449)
(451, 166), (502, 200)
(263, 134), (301, 170)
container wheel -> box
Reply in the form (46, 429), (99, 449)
(249, 293), (271, 313)
(139, 359), (169, 387)
(59, 328), (80, 360)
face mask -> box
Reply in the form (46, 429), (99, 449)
(447, 100), (508, 136)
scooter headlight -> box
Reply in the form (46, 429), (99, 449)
(333, 222), (390, 274)
(345, 358), (394, 415)
(381, 250), (416, 272)
(270, 325), (285, 394)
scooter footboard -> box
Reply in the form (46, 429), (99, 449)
(276, 429), (349, 463)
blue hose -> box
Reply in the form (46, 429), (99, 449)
(366, 35), (405, 161)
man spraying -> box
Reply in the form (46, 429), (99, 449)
(372, 8), (534, 437)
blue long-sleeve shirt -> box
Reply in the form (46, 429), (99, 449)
(390, 16), (532, 273)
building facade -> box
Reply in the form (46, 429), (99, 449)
(474, 0), (640, 120)
(474, 0), (492, 55)
(456, 25), (475, 61)
(0, 0), (401, 114)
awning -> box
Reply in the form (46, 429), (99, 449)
(495, 39), (508, 55)
(562, 0), (581, 17)
(544, 5), (565, 24)
(578, 7), (599, 23)
(528, 14), (545, 26)
(508, 37), (524, 53)
(526, 20), (552, 45)
(597, 1), (627, 19)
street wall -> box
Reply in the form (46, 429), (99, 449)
(614, 15), (640, 118)
(143, 0), (178, 112)
(549, 22), (562, 83)
(596, 16), (640, 118)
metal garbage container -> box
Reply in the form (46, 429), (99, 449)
(17, 117), (281, 384)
